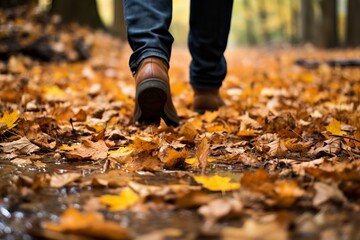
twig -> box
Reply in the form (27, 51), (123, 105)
(328, 134), (360, 143)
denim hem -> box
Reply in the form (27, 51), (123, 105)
(130, 48), (170, 74)
(190, 80), (223, 91)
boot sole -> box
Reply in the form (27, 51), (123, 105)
(134, 79), (180, 126)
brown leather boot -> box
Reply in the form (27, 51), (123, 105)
(193, 88), (225, 114)
(134, 57), (180, 126)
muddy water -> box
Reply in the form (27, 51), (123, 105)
(1, 158), (360, 240)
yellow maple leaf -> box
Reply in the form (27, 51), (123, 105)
(43, 85), (66, 97)
(0, 111), (19, 134)
(326, 119), (346, 136)
(98, 187), (140, 211)
(193, 175), (240, 192)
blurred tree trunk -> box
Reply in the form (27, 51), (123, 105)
(346, 0), (360, 47)
(319, 0), (339, 48)
(290, 0), (300, 44)
(243, 0), (257, 45)
(0, 0), (36, 8)
(112, 0), (127, 40)
(51, 0), (105, 29)
(258, 0), (271, 43)
(301, 0), (315, 44)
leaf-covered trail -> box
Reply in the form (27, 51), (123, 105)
(1, 32), (360, 239)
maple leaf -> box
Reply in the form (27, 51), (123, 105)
(194, 175), (240, 192)
(65, 140), (108, 160)
(44, 208), (131, 239)
(326, 119), (346, 136)
(0, 111), (19, 134)
(98, 187), (141, 211)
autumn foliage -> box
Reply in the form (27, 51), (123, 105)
(1, 13), (360, 239)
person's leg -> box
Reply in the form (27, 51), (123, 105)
(124, 0), (174, 73)
(188, 0), (233, 113)
(188, 0), (233, 90)
(124, 0), (179, 126)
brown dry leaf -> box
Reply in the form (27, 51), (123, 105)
(198, 198), (243, 228)
(0, 137), (40, 154)
(238, 112), (262, 129)
(124, 151), (162, 171)
(128, 181), (201, 199)
(133, 135), (159, 151)
(196, 137), (209, 174)
(44, 208), (131, 239)
(313, 182), (348, 207)
(65, 139), (108, 160)
(285, 138), (311, 152)
(274, 180), (304, 207)
(176, 191), (215, 209)
(10, 158), (32, 166)
(179, 121), (199, 141)
(202, 111), (219, 123)
(221, 219), (288, 240)
(50, 173), (82, 188)
(136, 228), (183, 240)
(162, 148), (188, 169)
(266, 138), (287, 157)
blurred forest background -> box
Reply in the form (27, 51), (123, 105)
(1, 0), (360, 48)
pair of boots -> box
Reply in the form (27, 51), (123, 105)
(133, 57), (224, 126)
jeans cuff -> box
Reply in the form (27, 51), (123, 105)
(130, 48), (170, 74)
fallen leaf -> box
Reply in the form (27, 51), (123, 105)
(50, 173), (82, 188)
(221, 219), (288, 240)
(10, 158), (32, 166)
(0, 111), (19, 134)
(133, 136), (159, 151)
(128, 181), (200, 199)
(313, 182), (348, 207)
(136, 228), (183, 240)
(194, 175), (240, 192)
(162, 148), (188, 169)
(0, 137), (40, 154)
(198, 198), (243, 228)
(98, 187), (141, 211)
(65, 140), (108, 160)
(326, 119), (346, 136)
(196, 137), (209, 174)
(44, 208), (131, 239)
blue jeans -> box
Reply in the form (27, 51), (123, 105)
(124, 0), (233, 90)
